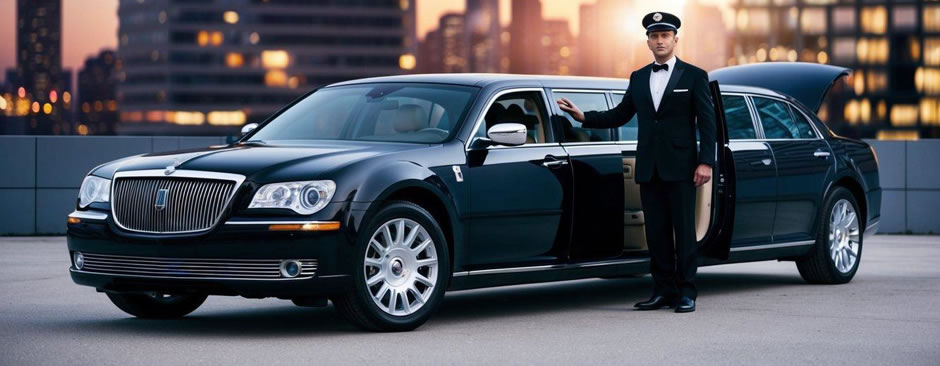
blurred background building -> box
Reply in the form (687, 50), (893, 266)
(1, 0), (73, 135)
(728, 0), (938, 139)
(1, 0), (939, 139)
(114, 0), (417, 135)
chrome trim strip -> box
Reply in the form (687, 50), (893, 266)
(864, 218), (880, 238)
(551, 88), (614, 93)
(729, 240), (815, 252)
(464, 87), (550, 151)
(110, 169), (246, 235)
(71, 268), (314, 281)
(68, 210), (108, 221)
(464, 258), (648, 276)
(225, 220), (337, 225)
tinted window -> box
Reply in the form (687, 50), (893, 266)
(722, 95), (756, 140)
(249, 83), (477, 144)
(553, 91), (613, 142)
(788, 106), (818, 139)
(612, 92), (639, 141)
(753, 97), (796, 139)
(474, 91), (550, 144)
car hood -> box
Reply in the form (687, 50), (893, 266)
(97, 140), (422, 182)
(709, 62), (850, 113)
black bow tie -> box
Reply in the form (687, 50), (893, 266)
(652, 63), (669, 72)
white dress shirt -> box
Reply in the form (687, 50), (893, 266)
(649, 56), (677, 112)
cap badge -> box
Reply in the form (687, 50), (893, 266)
(653, 13), (663, 22)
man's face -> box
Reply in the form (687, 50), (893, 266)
(647, 30), (678, 58)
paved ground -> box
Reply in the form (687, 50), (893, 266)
(1, 235), (938, 365)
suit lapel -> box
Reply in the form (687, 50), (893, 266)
(637, 66), (656, 115)
(656, 58), (685, 117)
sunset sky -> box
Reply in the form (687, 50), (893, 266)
(0, 0), (730, 78)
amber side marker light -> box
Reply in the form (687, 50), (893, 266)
(268, 221), (341, 231)
(67, 217), (81, 224)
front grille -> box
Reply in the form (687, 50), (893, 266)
(112, 176), (236, 234)
(79, 253), (318, 279)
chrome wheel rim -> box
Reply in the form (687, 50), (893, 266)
(364, 218), (438, 316)
(829, 199), (860, 274)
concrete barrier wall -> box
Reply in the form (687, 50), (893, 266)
(0, 136), (936, 235)
(0, 136), (226, 235)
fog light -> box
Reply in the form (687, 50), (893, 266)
(279, 260), (302, 278)
(73, 252), (85, 270)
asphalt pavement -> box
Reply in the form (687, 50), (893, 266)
(1, 235), (938, 365)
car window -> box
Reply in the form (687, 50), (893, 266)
(753, 97), (796, 139)
(788, 105), (818, 139)
(612, 92), (639, 141)
(553, 91), (613, 142)
(722, 95), (756, 140)
(250, 83), (477, 144)
(474, 91), (549, 144)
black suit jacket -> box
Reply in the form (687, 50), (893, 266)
(583, 58), (717, 183)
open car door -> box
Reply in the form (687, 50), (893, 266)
(697, 81), (735, 260)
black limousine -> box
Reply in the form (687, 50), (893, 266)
(67, 63), (880, 331)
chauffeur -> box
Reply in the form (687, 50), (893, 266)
(557, 12), (716, 313)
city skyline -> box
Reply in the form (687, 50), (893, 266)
(0, 0), (734, 78)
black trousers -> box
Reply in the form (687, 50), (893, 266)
(639, 171), (698, 299)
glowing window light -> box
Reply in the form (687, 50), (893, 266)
(0, 97), (6, 111)
(43, 103), (52, 114)
(62, 91), (71, 104)
(82, 102), (90, 113)
(890, 105), (918, 127)
(94, 101), (103, 112)
(77, 124), (89, 135)
(49, 90), (57, 103)
(168, 111), (205, 125)
(210, 31), (224, 46)
(226, 52), (244, 68)
(876, 130), (918, 140)
(31, 101), (40, 113)
(861, 7), (887, 34)
(107, 100), (117, 111)
(399, 54), (416, 70)
(223, 11), (239, 24)
(18, 87), (26, 98)
(262, 50), (290, 69)
(197, 31), (209, 46)
(207, 110), (246, 126)
(249, 32), (260, 45)
(265, 70), (288, 87)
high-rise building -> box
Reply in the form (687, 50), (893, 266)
(543, 19), (575, 75)
(77, 50), (119, 136)
(729, 0), (939, 139)
(509, 0), (544, 74)
(13, 0), (71, 135)
(440, 13), (468, 73)
(465, 0), (502, 73)
(116, 0), (416, 135)
(577, 0), (639, 78)
(679, 0), (727, 72)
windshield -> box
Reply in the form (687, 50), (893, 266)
(248, 83), (478, 144)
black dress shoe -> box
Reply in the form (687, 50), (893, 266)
(675, 296), (695, 313)
(634, 295), (675, 310)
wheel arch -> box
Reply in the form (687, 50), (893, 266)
(823, 175), (867, 230)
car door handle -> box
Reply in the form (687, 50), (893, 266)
(542, 155), (569, 168)
(749, 158), (772, 166)
(814, 151), (831, 159)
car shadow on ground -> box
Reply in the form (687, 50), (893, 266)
(59, 272), (805, 337)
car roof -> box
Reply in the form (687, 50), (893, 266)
(327, 73), (792, 101)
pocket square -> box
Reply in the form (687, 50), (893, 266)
(673, 89), (689, 92)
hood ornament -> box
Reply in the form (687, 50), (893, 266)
(164, 159), (182, 175)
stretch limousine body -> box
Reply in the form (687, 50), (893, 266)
(67, 63), (880, 331)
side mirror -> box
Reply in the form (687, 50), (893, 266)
(485, 123), (527, 146)
(240, 123), (259, 136)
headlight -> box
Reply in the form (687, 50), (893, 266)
(79, 176), (111, 208)
(249, 180), (336, 215)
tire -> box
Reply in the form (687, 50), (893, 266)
(796, 187), (863, 284)
(106, 292), (208, 319)
(332, 201), (451, 332)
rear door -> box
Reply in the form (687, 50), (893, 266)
(548, 89), (624, 260)
(751, 96), (834, 243)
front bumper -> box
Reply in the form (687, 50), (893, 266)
(66, 207), (357, 298)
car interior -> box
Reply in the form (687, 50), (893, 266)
(480, 92), (548, 144)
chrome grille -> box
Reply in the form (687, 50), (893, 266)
(79, 253), (318, 279)
(113, 176), (236, 234)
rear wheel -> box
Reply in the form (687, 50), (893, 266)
(796, 187), (862, 284)
(106, 292), (207, 319)
(332, 201), (450, 331)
